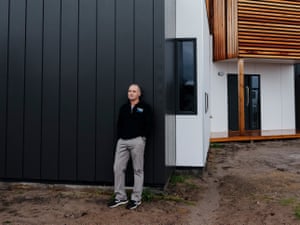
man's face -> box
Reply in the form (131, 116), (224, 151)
(128, 85), (141, 102)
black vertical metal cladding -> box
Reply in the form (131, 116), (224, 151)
(153, 0), (166, 185)
(0, 0), (175, 185)
(153, 0), (176, 184)
(115, 0), (134, 111)
(77, 0), (97, 182)
(6, 0), (26, 179)
(96, 0), (116, 183)
(23, 0), (43, 179)
(134, 0), (154, 184)
(115, 0), (135, 185)
(41, 0), (61, 180)
(60, 0), (78, 181)
(0, 0), (9, 177)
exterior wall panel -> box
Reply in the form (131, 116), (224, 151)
(135, 0), (155, 183)
(59, 0), (78, 181)
(163, 0), (176, 180)
(23, 0), (44, 179)
(95, 0), (118, 182)
(41, 0), (61, 180)
(6, 0), (26, 178)
(77, 0), (97, 182)
(0, 0), (9, 177)
(95, 0), (116, 184)
(176, 0), (211, 167)
(0, 0), (174, 185)
(153, 0), (169, 184)
(115, 0), (134, 110)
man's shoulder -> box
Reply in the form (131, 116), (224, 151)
(137, 102), (151, 112)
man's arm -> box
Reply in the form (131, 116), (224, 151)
(143, 104), (152, 138)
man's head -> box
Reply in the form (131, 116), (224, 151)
(128, 84), (141, 103)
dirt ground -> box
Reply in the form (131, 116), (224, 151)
(1, 139), (300, 225)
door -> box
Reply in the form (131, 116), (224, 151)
(228, 74), (261, 131)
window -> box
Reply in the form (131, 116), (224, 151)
(176, 39), (197, 114)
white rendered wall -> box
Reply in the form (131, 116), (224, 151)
(176, 0), (211, 167)
(210, 62), (295, 135)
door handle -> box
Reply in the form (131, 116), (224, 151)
(245, 86), (250, 107)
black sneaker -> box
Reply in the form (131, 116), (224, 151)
(107, 199), (128, 208)
(126, 200), (141, 210)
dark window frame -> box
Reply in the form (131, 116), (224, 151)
(175, 38), (197, 115)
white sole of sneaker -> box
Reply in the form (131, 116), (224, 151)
(128, 201), (141, 210)
(109, 200), (129, 208)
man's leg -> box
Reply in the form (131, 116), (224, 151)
(113, 139), (130, 201)
(129, 136), (146, 202)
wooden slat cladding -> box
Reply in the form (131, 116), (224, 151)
(227, 0), (238, 58)
(213, 0), (226, 60)
(206, 0), (214, 34)
(212, 0), (238, 61)
(211, 0), (300, 61)
(238, 0), (300, 59)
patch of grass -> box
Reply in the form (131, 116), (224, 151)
(280, 197), (297, 206)
(142, 188), (189, 203)
(3, 221), (11, 224)
(141, 187), (195, 205)
(295, 205), (300, 219)
(169, 174), (189, 185)
(210, 143), (225, 148)
(166, 172), (202, 205)
(142, 188), (155, 202)
(184, 181), (200, 190)
(279, 197), (300, 220)
(162, 195), (195, 205)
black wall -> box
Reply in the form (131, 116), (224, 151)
(0, 0), (176, 185)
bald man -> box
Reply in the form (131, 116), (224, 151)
(108, 84), (152, 210)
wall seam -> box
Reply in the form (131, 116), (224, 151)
(113, 0), (117, 141)
(5, 0), (12, 177)
(40, 0), (45, 179)
(76, 0), (80, 181)
(133, 0), (135, 83)
(58, 0), (62, 180)
(22, 0), (28, 178)
(94, 0), (98, 182)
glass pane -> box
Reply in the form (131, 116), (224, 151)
(177, 40), (196, 114)
(250, 76), (259, 89)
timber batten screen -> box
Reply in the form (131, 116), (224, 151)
(238, 0), (300, 59)
(211, 0), (300, 61)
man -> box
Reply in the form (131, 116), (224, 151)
(108, 84), (152, 210)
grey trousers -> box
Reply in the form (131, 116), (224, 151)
(113, 136), (146, 202)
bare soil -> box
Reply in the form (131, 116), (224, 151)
(1, 139), (300, 225)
